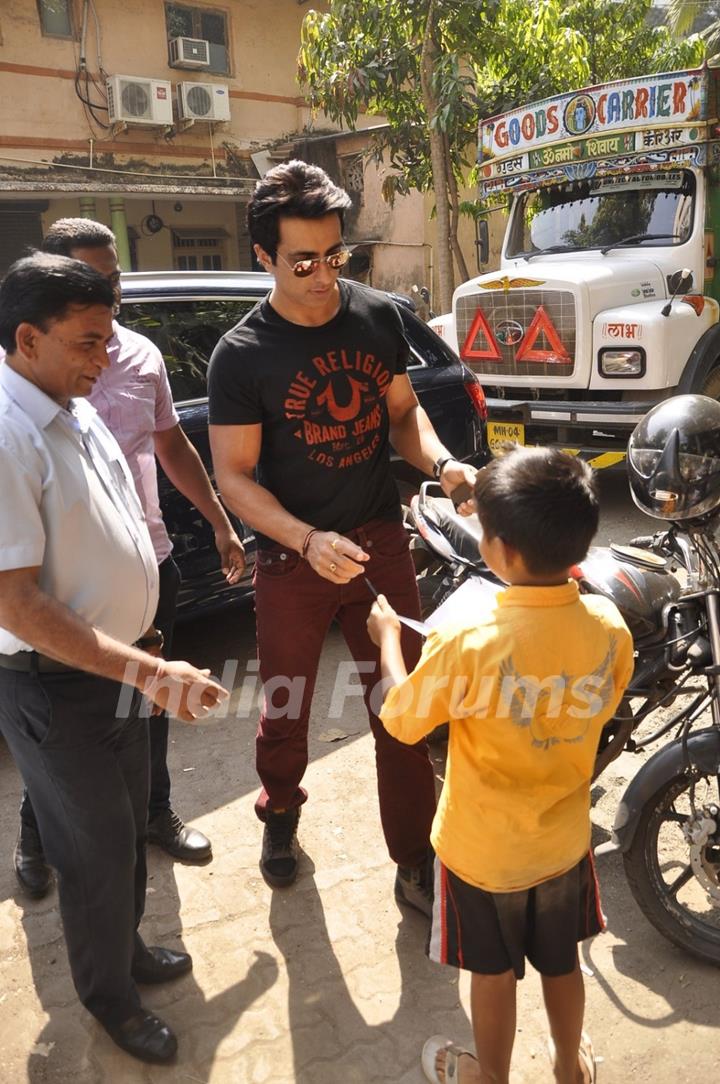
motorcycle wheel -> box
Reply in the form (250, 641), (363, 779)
(622, 771), (720, 965)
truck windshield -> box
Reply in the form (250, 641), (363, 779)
(506, 170), (695, 258)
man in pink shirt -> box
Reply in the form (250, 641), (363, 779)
(11, 219), (245, 897)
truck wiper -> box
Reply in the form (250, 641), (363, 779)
(600, 233), (680, 255)
(517, 244), (582, 261)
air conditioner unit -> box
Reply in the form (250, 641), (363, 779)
(177, 82), (231, 123)
(107, 75), (173, 126)
(169, 36), (210, 69)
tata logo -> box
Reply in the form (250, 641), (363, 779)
(495, 320), (524, 346)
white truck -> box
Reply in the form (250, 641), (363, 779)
(437, 66), (720, 467)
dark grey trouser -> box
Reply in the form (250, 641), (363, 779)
(1, 667), (148, 1026)
(20, 555), (181, 831)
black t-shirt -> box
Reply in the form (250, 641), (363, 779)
(208, 280), (408, 546)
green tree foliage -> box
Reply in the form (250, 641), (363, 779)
(669, 0), (720, 54)
(299, 1), (704, 309)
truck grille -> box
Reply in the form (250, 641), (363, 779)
(456, 289), (576, 379)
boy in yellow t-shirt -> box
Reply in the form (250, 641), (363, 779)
(367, 447), (633, 1084)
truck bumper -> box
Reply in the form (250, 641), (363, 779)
(484, 395), (658, 469)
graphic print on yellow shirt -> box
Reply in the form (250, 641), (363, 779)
(496, 639), (618, 751)
(380, 581), (634, 893)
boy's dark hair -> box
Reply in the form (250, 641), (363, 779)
(247, 159), (352, 259)
(473, 445), (599, 575)
(0, 253), (114, 353)
(42, 217), (116, 257)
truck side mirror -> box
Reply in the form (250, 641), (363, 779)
(667, 268), (693, 295)
(661, 268), (693, 318)
(476, 218), (489, 269)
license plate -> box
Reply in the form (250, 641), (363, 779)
(487, 420), (525, 455)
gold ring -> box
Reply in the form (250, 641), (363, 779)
(331, 537), (340, 551)
(329, 562), (337, 573)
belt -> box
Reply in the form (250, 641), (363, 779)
(0, 651), (77, 674)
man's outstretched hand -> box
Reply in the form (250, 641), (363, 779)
(142, 660), (229, 722)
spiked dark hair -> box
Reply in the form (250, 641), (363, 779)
(247, 159), (352, 259)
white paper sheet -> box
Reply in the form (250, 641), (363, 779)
(424, 575), (504, 631)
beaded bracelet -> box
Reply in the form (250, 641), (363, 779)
(301, 527), (320, 558)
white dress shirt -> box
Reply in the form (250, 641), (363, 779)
(0, 362), (159, 654)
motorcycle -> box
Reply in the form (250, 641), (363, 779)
(408, 481), (720, 965)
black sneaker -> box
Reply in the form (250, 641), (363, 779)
(260, 808), (300, 887)
(395, 860), (434, 918)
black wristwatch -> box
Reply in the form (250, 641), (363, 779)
(137, 630), (164, 652)
(433, 455), (454, 480)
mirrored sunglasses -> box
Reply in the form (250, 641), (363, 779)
(277, 248), (352, 278)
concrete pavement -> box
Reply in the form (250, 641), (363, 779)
(2, 477), (718, 1082)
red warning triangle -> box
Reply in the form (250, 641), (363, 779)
(515, 305), (570, 363)
(460, 307), (502, 361)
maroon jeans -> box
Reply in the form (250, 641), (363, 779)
(253, 517), (436, 869)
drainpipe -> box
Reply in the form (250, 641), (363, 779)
(109, 197), (131, 269)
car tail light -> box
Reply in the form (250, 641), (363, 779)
(464, 376), (488, 421)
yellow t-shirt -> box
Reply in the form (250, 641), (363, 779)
(380, 581), (634, 892)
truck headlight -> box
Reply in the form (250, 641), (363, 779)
(598, 348), (645, 377)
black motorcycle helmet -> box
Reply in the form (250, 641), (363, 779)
(627, 394), (720, 521)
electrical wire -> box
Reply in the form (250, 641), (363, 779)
(73, 0), (110, 134)
(0, 152), (245, 185)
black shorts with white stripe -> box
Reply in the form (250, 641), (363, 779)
(428, 852), (604, 979)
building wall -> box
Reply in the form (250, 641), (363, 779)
(0, 0), (311, 161)
(0, 0), (326, 271)
(0, 1), (474, 306)
(44, 194), (247, 270)
(333, 133), (427, 299)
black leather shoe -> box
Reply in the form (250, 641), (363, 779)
(132, 945), (193, 984)
(147, 808), (212, 863)
(13, 823), (52, 899)
(103, 1009), (177, 1063)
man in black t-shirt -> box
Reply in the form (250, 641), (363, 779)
(208, 160), (476, 915)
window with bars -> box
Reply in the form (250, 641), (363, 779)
(172, 233), (224, 271)
(37, 0), (73, 37)
(165, 3), (229, 74)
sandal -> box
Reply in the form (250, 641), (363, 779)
(547, 1031), (597, 1083)
(421, 1034), (478, 1083)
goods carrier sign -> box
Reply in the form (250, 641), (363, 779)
(479, 68), (716, 191)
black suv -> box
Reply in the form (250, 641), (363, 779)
(120, 270), (487, 617)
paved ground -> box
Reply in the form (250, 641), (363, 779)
(1, 474), (719, 1082)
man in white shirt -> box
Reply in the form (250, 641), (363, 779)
(9, 219), (245, 896)
(0, 253), (228, 1063)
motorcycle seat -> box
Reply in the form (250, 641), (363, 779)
(424, 496), (485, 565)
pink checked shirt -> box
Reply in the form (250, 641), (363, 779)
(88, 322), (179, 563)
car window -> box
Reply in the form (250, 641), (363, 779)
(398, 306), (457, 368)
(121, 297), (260, 401)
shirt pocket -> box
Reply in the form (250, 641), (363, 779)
(117, 379), (157, 438)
